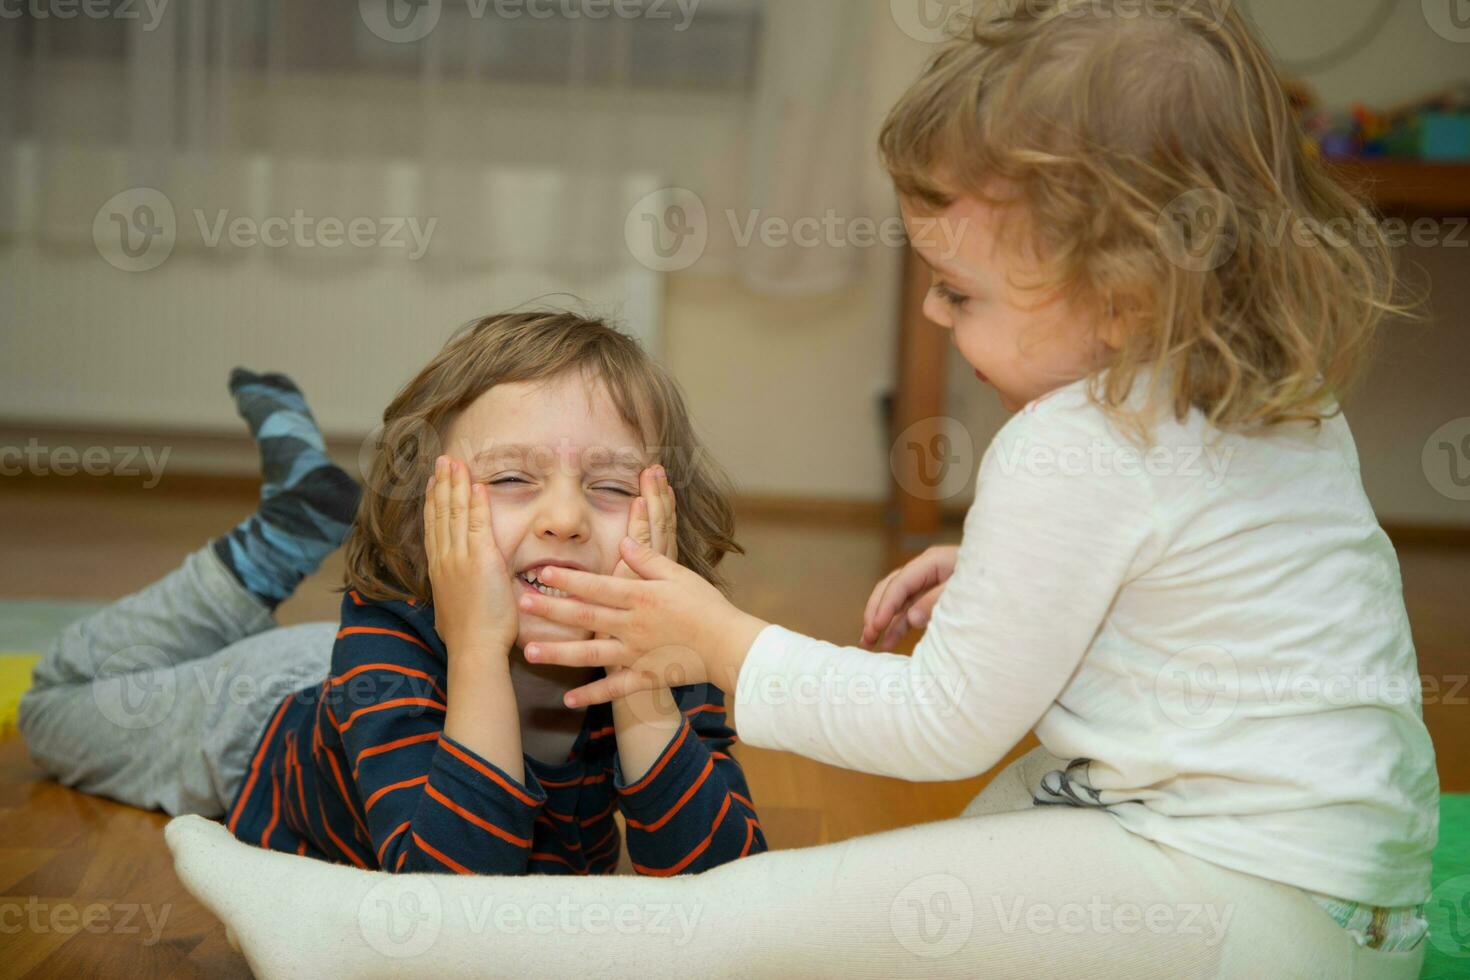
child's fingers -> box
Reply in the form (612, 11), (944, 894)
(423, 474), (438, 563)
(448, 458), (470, 556)
(523, 638), (633, 670)
(467, 480), (491, 547)
(862, 569), (902, 646)
(433, 457), (453, 559)
(562, 668), (658, 709)
(658, 467), (678, 560)
(643, 467), (666, 555)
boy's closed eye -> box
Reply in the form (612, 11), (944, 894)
(487, 475), (638, 497)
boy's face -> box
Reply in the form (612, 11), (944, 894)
(442, 371), (650, 650)
(901, 193), (1113, 412)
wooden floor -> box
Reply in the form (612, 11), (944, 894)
(0, 480), (1465, 977)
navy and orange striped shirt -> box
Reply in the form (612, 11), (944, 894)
(225, 590), (766, 876)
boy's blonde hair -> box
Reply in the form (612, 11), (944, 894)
(345, 312), (742, 605)
(880, 0), (1406, 432)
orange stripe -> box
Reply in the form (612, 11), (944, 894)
(584, 823), (619, 859)
(588, 725), (616, 740)
(396, 850), (407, 871)
(261, 772), (283, 848)
(319, 793), (369, 869)
(529, 851), (586, 873)
(296, 840), (308, 855)
(424, 783), (533, 848)
(365, 774), (428, 812)
(349, 590), (365, 605)
(340, 697), (446, 733)
(731, 790), (754, 810)
(682, 703), (727, 715)
(632, 793), (732, 877)
(579, 800), (617, 827)
(323, 744), (371, 841)
(227, 694), (294, 834)
(621, 721), (689, 796)
(412, 831), (472, 874)
(739, 817), (757, 858)
(626, 757), (713, 833)
(538, 770), (608, 788)
(337, 625), (432, 652)
(378, 821), (410, 866)
(353, 730), (440, 777)
(438, 736), (539, 807)
(331, 662), (447, 703)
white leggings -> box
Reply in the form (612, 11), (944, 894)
(165, 744), (1424, 979)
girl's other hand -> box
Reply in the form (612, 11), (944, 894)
(860, 545), (960, 650)
(423, 455), (518, 661)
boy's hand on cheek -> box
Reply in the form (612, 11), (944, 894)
(423, 455), (519, 663)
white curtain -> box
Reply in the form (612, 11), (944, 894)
(5, 0), (878, 296)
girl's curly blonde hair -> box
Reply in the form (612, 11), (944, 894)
(880, 0), (1409, 433)
(345, 312), (743, 605)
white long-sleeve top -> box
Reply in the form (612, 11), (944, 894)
(733, 377), (1438, 907)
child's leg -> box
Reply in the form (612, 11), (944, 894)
(18, 544), (334, 815)
(19, 368), (356, 812)
(165, 803), (1419, 980)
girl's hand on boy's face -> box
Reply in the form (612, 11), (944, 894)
(517, 538), (767, 708)
(423, 455), (519, 661)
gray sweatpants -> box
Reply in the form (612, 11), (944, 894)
(18, 546), (335, 817)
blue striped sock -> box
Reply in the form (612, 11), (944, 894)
(212, 369), (360, 609)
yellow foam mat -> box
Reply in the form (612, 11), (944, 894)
(0, 654), (41, 737)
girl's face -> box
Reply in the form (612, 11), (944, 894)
(442, 371), (651, 650)
(901, 193), (1115, 412)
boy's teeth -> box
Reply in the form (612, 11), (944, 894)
(519, 571), (567, 598)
